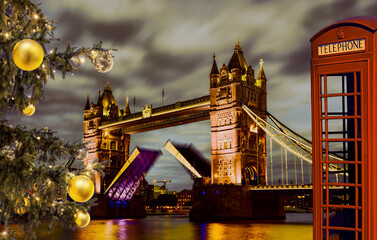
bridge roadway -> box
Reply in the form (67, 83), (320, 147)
(99, 95), (210, 134)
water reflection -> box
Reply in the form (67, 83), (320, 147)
(4, 214), (312, 240)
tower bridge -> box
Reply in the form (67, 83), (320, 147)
(84, 41), (268, 194)
(83, 41), (318, 220)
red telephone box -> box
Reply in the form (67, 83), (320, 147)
(311, 16), (377, 240)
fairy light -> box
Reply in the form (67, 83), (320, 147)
(34, 14), (39, 20)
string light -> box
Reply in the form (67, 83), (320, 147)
(34, 14), (39, 20)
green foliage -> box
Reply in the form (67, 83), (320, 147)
(0, 0), (112, 239)
(0, 0), (114, 113)
(0, 121), (106, 239)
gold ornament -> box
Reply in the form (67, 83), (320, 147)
(74, 210), (90, 228)
(68, 175), (94, 202)
(16, 198), (30, 215)
(23, 104), (35, 116)
(13, 39), (44, 71)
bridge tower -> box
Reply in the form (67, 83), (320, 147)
(209, 42), (267, 185)
(83, 82), (131, 193)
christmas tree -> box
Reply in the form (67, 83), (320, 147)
(0, 0), (113, 239)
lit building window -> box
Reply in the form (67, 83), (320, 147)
(110, 141), (116, 150)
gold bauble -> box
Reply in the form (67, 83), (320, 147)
(23, 104), (35, 116)
(74, 210), (90, 228)
(68, 175), (94, 202)
(16, 198), (30, 215)
(13, 39), (44, 71)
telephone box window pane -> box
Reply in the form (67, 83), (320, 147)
(327, 119), (354, 139)
(322, 207), (327, 226)
(327, 141), (355, 161)
(327, 96), (354, 116)
(356, 95), (361, 116)
(322, 164), (327, 183)
(321, 75), (325, 95)
(326, 73), (354, 94)
(328, 230), (356, 240)
(322, 120), (326, 139)
(328, 208), (356, 228)
(328, 185), (355, 206)
(358, 186), (362, 207)
(357, 164), (362, 184)
(327, 164), (355, 184)
(358, 209), (362, 228)
(356, 72), (361, 93)
(321, 98), (326, 117)
(357, 141), (362, 162)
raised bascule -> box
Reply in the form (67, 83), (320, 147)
(83, 41), (268, 195)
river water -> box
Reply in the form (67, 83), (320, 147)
(9, 213), (312, 240)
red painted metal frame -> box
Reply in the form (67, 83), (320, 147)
(311, 16), (377, 240)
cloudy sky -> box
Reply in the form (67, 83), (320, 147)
(5, 0), (377, 191)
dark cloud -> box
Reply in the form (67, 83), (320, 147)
(76, 69), (126, 92)
(280, 43), (311, 76)
(57, 10), (144, 45)
(303, 0), (358, 33)
(134, 48), (207, 87)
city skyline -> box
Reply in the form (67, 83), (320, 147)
(5, 0), (377, 191)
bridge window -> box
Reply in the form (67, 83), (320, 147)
(103, 142), (107, 149)
(110, 141), (117, 150)
(229, 117), (232, 125)
(89, 120), (94, 128)
(224, 141), (228, 149)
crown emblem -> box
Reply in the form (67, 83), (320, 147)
(337, 27), (345, 39)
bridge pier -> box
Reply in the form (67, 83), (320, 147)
(189, 184), (285, 222)
(90, 194), (146, 219)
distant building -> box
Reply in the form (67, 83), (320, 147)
(153, 185), (168, 199)
(177, 189), (192, 206)
(137, 179), (154, 204)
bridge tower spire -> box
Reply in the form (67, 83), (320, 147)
(83, 82), (131, 194)
(209, 42), (267, 185)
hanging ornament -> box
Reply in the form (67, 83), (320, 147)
(93, 50), (114, 73)
(74, 210), (90, 228)
(76, 148), (88, 161)
(68, 175), (94, 202)
(12, 39), (44, 71)
(16, 198), (30, 215)
(23, 104), (35, 116)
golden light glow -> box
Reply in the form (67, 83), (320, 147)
(68, 175), (95, 202)
(242, 74), (246, 81)
(34, 14), (39, 19)
(23, 104), (36, 116)
(13, 39), (44, 71)
(250, 125), (258, 133)
(74, 210), (91, 228)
